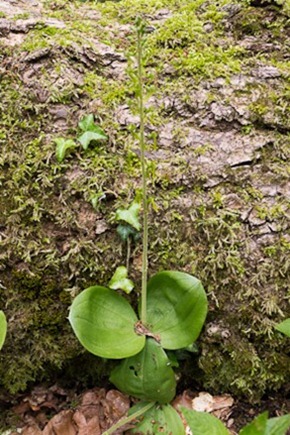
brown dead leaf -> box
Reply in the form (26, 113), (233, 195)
(42, 410), (77, 435)
(213, 406), (234, 420)
(73, 409), (101, 435)
(75, 388), (107, 433)
(192, 392), (234, 413)
(103, 390), (130, 423)
(172, 391), (195, 434)
(172, 390), (194, 411)
(12, 400), (31, 416)
(21, 425), (42, 435)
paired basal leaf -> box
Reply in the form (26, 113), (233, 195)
(68, 286), (145, 359)
(180, 408), (230, 435)
(110, 338), (176, 404)
(275, 318), (290, 338)
(109, 266), (134, 294)
(54, 138), (77, 162)
(116, 202), (141, 231)
(128, 403), (185, 434)
(78, 114), (107, 150)
(0, 311), (7, 350)
(144, 271), (208, 349)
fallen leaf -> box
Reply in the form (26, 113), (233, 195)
(172, 390), (194, 411)
(73, 409), (101, 435)
(42, 410), (77, 435)
(21, 425), (42, 435)
(102, 389), (130, 427)
(192, 392), (234, 413)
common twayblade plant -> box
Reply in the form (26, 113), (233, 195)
(68, 18), (208, 434)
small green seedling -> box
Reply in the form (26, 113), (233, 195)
(116, 201), (142, 269)
(54, 137), (77, 162)
(108, 266), (134, 294)
(0, 310), (7, 350)
(116, 201), (142, 232)
(77, 114), (107, 150)
(54, 114), (107, 162)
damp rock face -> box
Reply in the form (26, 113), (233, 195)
(0, 0), (289, 401)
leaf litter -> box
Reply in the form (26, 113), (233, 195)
(7, 385), (237, 434)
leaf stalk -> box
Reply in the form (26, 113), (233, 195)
(102, 401), (155, 435)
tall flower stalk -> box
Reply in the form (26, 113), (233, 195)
(136, 19), (148, 326)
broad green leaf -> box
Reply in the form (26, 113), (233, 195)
(240, 412), (268, 435)
(275, 318), (290, 337)
(54, 138), (77, 162)
(128, 403), (185, 434)
(78, 131), (107, 150)
(110, 338), (176, 404)
(0, 311), (7, 350)
(109, 266), (134, 294)
(266, 414), (290, 435)
(181, 408), (229, 435)
(69, 286), (145, 359)
(144, 271), (208, 350)
(116, 202), (141, 231)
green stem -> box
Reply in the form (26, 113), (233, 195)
(102, 402), (155, 435)
(126, 236), (131, 272)
(137, 24), (148, 326)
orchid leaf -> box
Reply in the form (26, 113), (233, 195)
(240, 412), (268, 435)
(109, 266), (134, 294)
(181, 408), (229, 435)
(144, 271), (208, 350)
(0, 311), (7, 350)
(266, 414), (290, 435)
(240, 411), (290, 435)
(275, 318), (290, 337)
(110, 338), (176, 404)
(69, 286), (145, 359)
(54, 138), (77, 162)
(116, 202), (141, 231)
(128, 403), (185, 434)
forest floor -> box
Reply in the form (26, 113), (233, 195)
(1, 382), (289, 434)
(0, 0), (289, 433)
